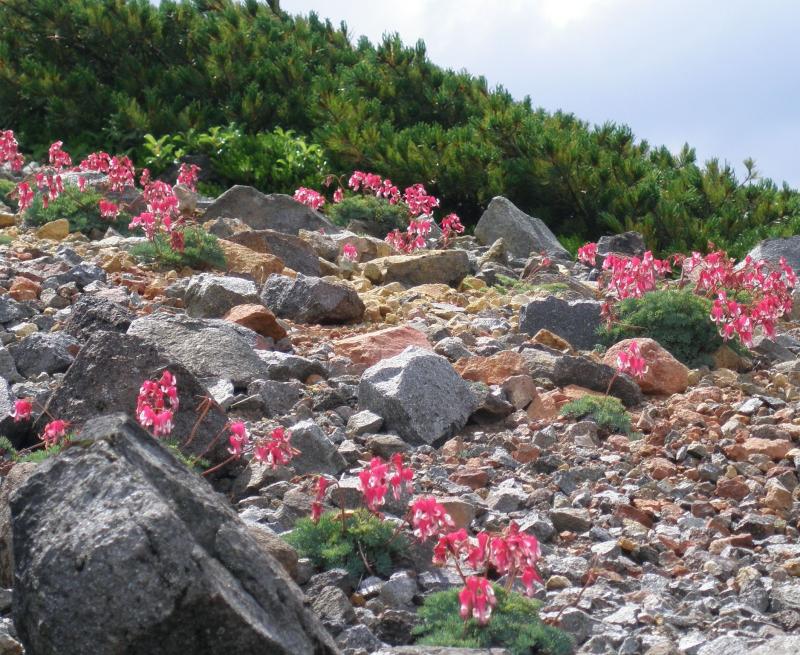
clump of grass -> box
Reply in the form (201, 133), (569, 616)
(561, 395), (632, 435)
(131, 226), (225, 270)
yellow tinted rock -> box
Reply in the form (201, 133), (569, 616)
(35, 219), (70, 241)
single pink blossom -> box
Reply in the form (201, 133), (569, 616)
(41, 419), (69, 447)
(11, 398), (32, 422)
(459, 576), (496, 625)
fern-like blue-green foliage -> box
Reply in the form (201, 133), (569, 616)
(286, 509), (408, 579)
(413, 585), (574, 655)
(130, 227), (226, 270)
(560, 395), (632, 435)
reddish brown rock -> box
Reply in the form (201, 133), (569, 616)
(223, 304), (287, 341)
(716, 476), (750, 501)
(764, 479), (794, 511)
(450, 467), (489, 490)
(455, 351), (528, 386)
(603, 338), (689, 395)
(512, 443), (540, 464)
(8, 277), (40, 301)
(333, 325), (431, 369)
(645, 457), (678, 481)
(726, 438), (793, 461)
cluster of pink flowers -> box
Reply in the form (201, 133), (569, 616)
(227, 421), (249, 458)
(295, 170), (464, 255)
(615, 340), (648, 379)
(310, 453), (543, 627)
(293, 187), (326, 210)
(601, 251), (672, 301)
(79, 151), (136, 192)
(253, 426), (296, 468)
(432, 522), (542, 624)
(577, 242), (598, 266)
(176, 163), (200, 191)
(0, 130), (24, 171)
(129, 179), (185, 250)
(98, 199), (120, 219)
(136, 371), (179, 438)
(341, 243), (359, 262)
(9, 397), (70, 449)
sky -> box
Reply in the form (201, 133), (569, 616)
(281, 0), (800, 187)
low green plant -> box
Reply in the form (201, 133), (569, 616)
(326, 194), (410, 233)
(0, 235), (12, 246)
(599, 288), (733, 368)
(558, 234), (584, 257)
(163, 438), (210, 472)
(0, 435), (68, 463)
(413, 585), (573, 655)
(561, 395), (632, 435)
(286, 508), (408, 579)
(23, 185), (129, 236)
(131, 227), (225, 270)
(0, 179), (18, 212)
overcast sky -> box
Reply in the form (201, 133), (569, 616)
(281, 0), (800, 187)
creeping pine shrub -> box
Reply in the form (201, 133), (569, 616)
(131, 227), (225, 270)
(286, 508), (408, 579)
(413, 585), (574, 655)
(561, 395), (631, 435)
(327, 194), (410, 234)
(23, 185), (129, 236)
(599, 289), (731, 368)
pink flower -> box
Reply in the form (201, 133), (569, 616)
(0, 130), (24, 171)
(615, 340), (648, 380)
(459, 576), (496, 625)
(293, 187), (325, 210)
(358, 457), (389, 512)
(11, 398), (32, 422)
(136, 371), (179, 438)
(16, 182), (34, 212)
(41, 419), (69, 447)
(48, 141), (72, 170)
(577, 242), (598, 266)
(253, 427), (296, 469)
(410, 496), (454, 541)
(227, 421), (249, 458)
(389, 452), (414, 499)
(342, 243), (359, 262)
(432, 528), (469, 565)
(311, 476), (329, 522)
(333, 187), (344, 203)
(177, 163), (200, 191)
(98, 199), (120, 219)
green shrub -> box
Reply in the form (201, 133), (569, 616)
(561, 395), (631, 435)
(131, 227), (225, 270)
(286, 509), (408, 579)
(413, 585), (573, 655)
(0, 435), (68, 463)
(141, 125), (326, 195)
(0, 179), (18, 212)
(326, 194), (410, 233)
(599, 288), (730, 368)
(23, 185), (129, 236)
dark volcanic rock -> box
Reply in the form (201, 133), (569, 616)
(10, 332), (79, 378)
(261, 274), (364, 324)
(11, 414), (339, 655)
(62, 295), (134, 341)
(229, 229), (322, 277)
(36, 331), (230, 462)
(519, 296), (603, 350)
(203, 186), (339, 235)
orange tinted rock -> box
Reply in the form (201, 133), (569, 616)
(603, 338), (689, 395)
(512, 443), (540, 464)
(645, 457), (677, 481)
(454, 351), (528, 386)
(8, 277), (40, 301)
(223, 303), (287, 341)
(333, 325), (431, 369)
(450, 467), (489, 490)
(716, 476), (750, 501)
(726, 438), (793, 461)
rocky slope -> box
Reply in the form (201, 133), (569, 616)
(0, 183), (799, 655)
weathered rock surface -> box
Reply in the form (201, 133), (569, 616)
(474, 196), (569, 260)
(184, 273), (260, 318)
(204, 186), (339, 235)
(358, 346), (479, 445)
(604, 338), (689, 395)
(597, 231), (646, 257)
(128, 313), (270, 386)
(11, 414), (339, 655)
(38, 331), (229, 461)
(364, 250), (470, 287)
(746, 235), (800, 271)
(223, 304), (288, 341)
(519, 296), (603, 350)
(62, 294), (134, 341)
(229, 229), (322, 277)
(333, 326), (431, 369)
(10, 332), (79, 377)
(261, 274), (365, 324)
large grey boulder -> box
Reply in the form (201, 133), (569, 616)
(10, 332), (79, 378)
(519, 296), (603, 350)
(128, 313), (271, 386)
(184, 273), (260, 318)
(203, 186), (339, 235)
(36, 331), (230, 462)
(261, 274), (364, 324)
(358, 346), (479, 446)
(746, 236), (800, 271)
(474, 197), (569, 260)
(11, 414), (339, 655)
